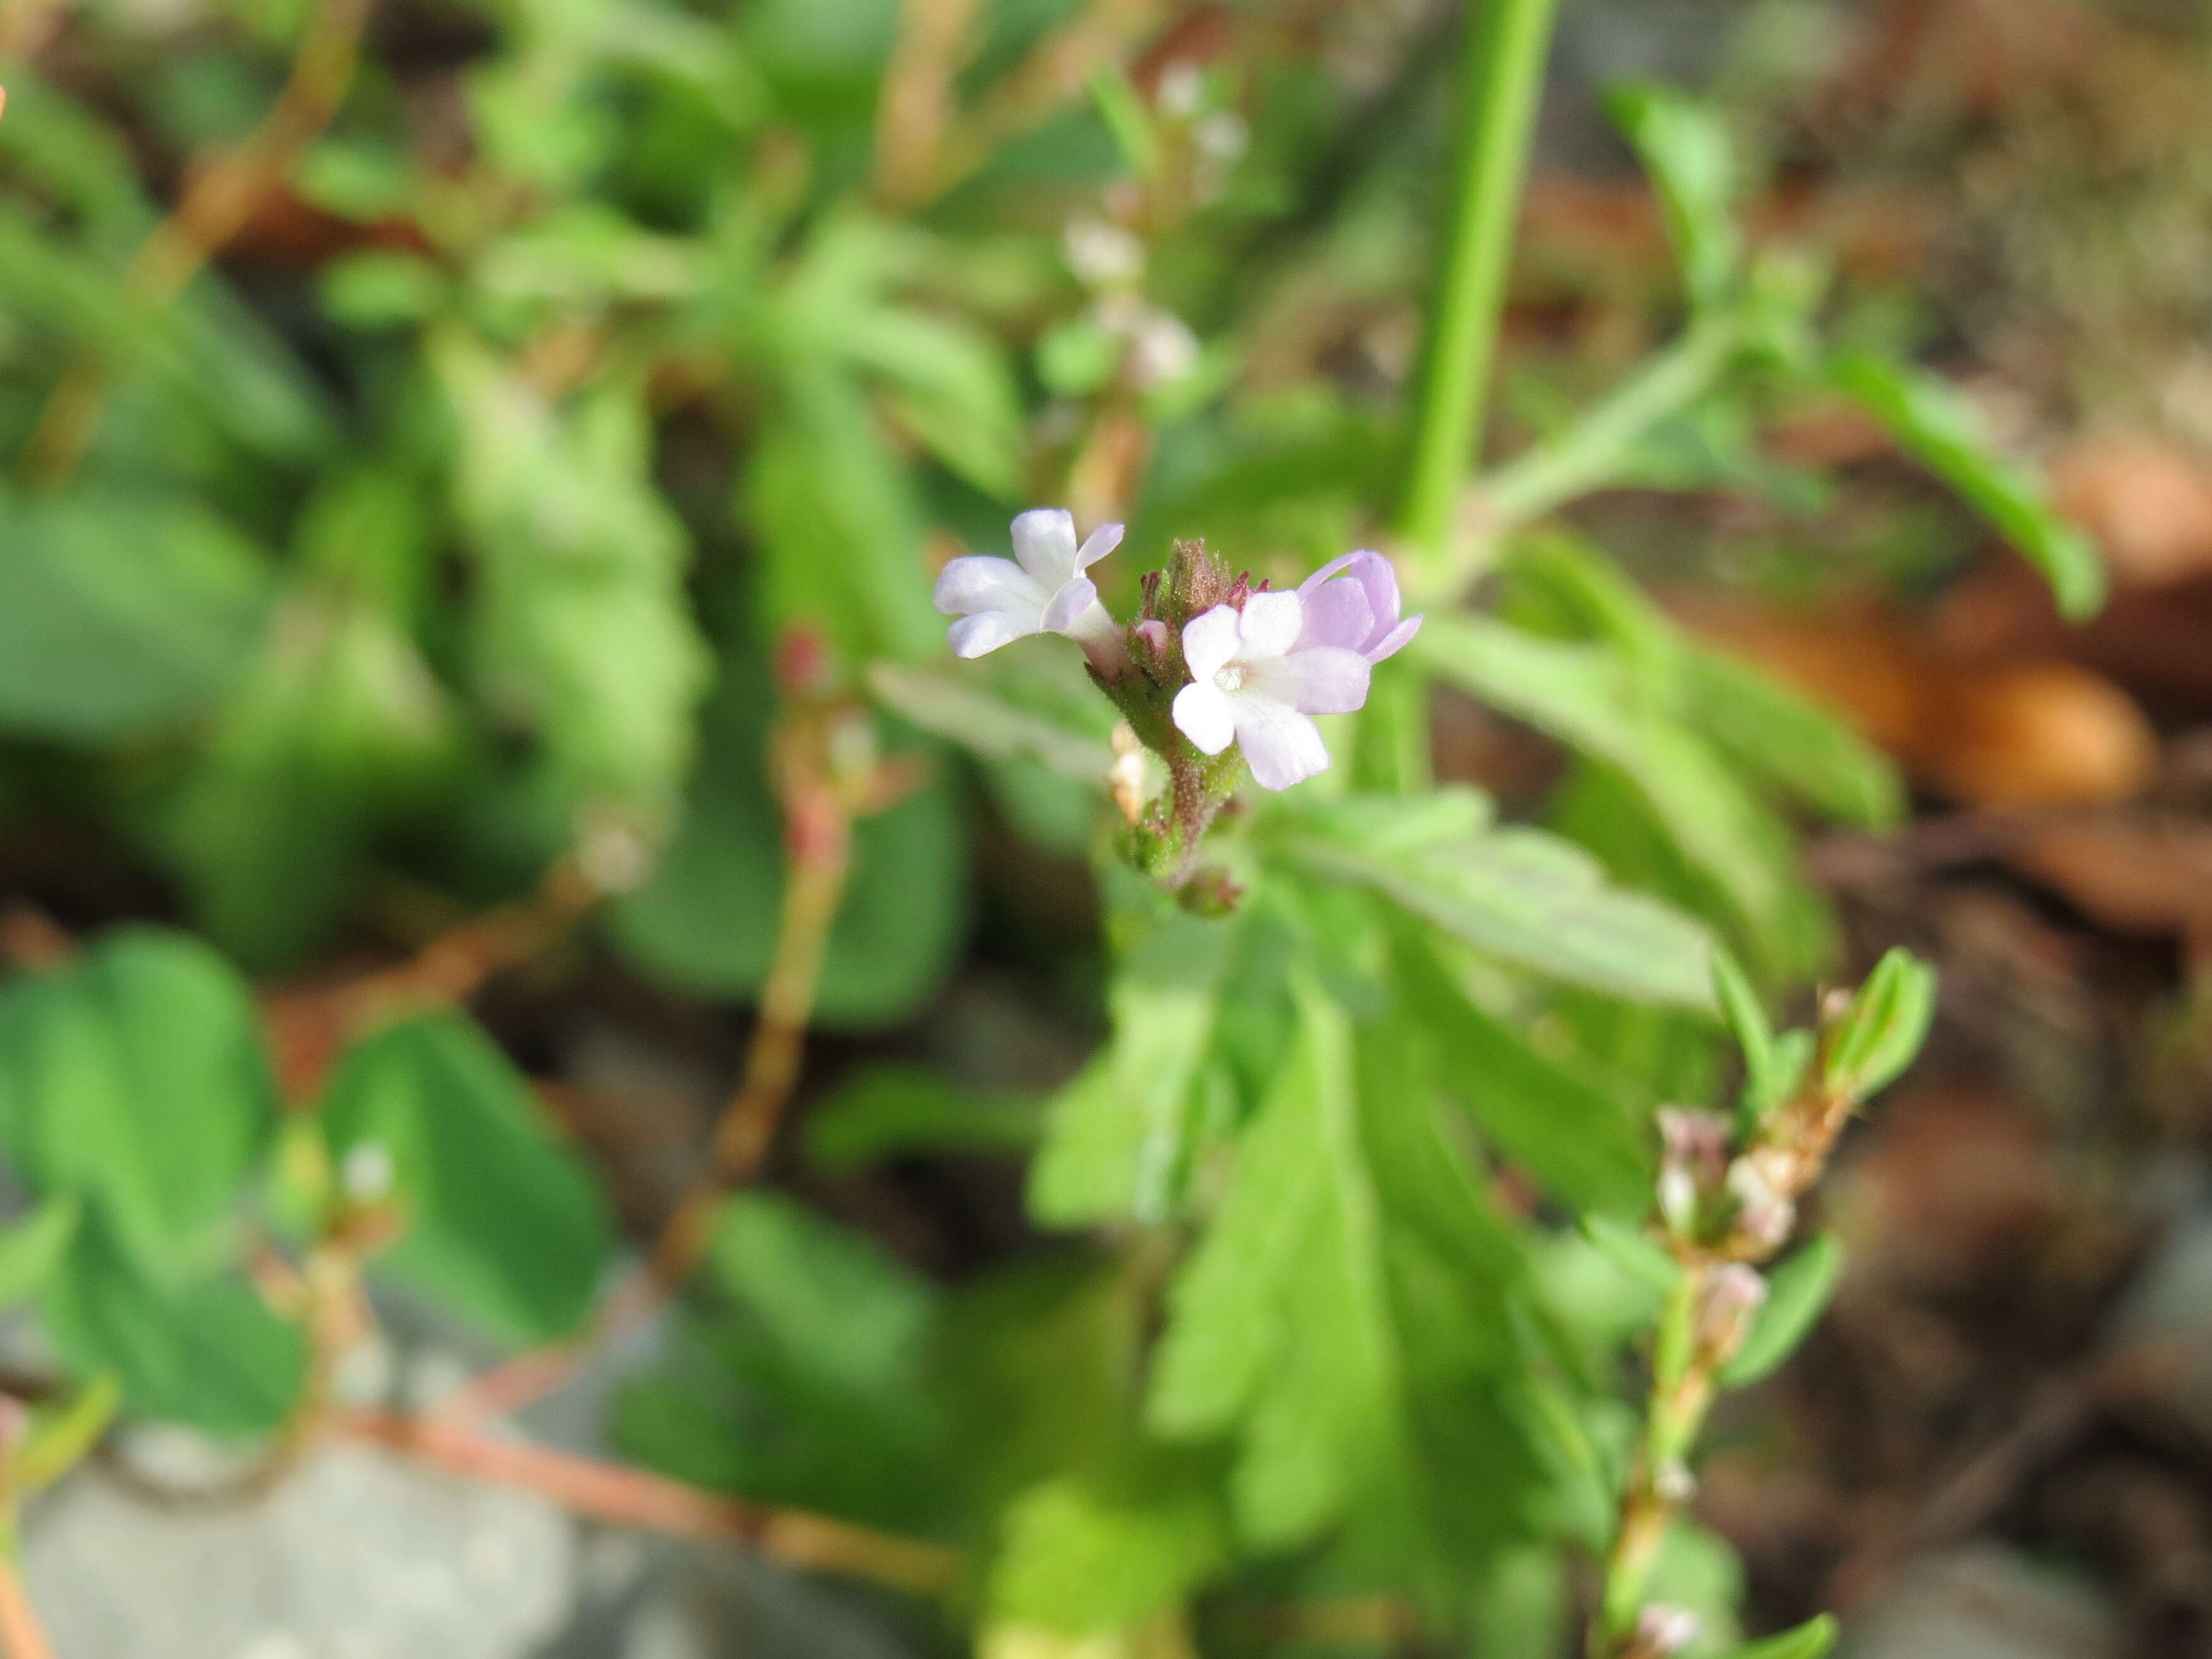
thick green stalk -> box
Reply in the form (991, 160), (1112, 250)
(1395, 0), (1563, 565)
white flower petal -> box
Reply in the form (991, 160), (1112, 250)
(1296, 578), (1374, 653)
(1251, 645), (1370, 715)
(1010, 509), (1080, 585)
(935, 556), (1049, 618)
(1074, 522), (1125, 573)
(1172, 681), (1237, 755)
(1232, 697), (1331, 790)
(1040, 577), (1100, 635)
(948, 611), (1031, 658)
(1367, 614), (1423, 663)
(1236, 590), (1304, 661)
(1181, 605), (1242, 681)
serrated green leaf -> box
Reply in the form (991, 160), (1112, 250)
(1411, 616), (1804, 974)
(0, 930), (276, 1279)
(437, 331), (711, 818)
(41, 1208), (304, 1437)
(1145, 980), (1544, 1574)
(1830, 353), (2104, 619)
(320, 1014), (615, 1347)
(1280, 811), (1716, 1009)
(989, 1471), (1225, 1633)
(1030, 908), (1236, 1227)
(1723, 1236), (1842, 1387)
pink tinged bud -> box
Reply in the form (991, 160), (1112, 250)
(1634, 1605), (1703, 1658)
(1726, 1157), (1796, 1251)
(1294, 549), (1424, 664)
(935, 510), (1127, 671)
(1170, 591), (1372, 791)
(1134, 619), (1170, 655)
(1698, 1264), (1769, 1357)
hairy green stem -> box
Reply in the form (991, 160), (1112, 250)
(1395, 0), (1563, 563)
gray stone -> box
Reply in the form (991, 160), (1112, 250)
(1845, 1545), (2122, 1659)
(2105, 1203), (2212, 1440)
(23, 1440), (576, 1659)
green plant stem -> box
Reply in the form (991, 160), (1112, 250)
(1395, 0), (1563, 564)
(1595, 1267), (1715, 1654)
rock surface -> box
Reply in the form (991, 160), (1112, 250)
(24, 1440), (574, 1659)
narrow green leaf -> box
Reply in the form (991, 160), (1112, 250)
(1710, 949), (1775, 1103)
(1682, 647), (1903, 832)
(1830, 353), (2104, 619)
(1281, 812), (1717, 1009)
(1723, 1235), (1842, 1387)
(1086, 65), (1159, 179)
(1823, 947), (1936, 1100)
(804, 1066), (1039, 1173)
(1581, 1215), (1682, 1294)
(320, 1014), (616, 1347)
(1606, 85), (1741, 309)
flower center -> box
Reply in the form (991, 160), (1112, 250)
(1213, 662), (1248, 693)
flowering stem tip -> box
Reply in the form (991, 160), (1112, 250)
(935, 512), (1423, 899)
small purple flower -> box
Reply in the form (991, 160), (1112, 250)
(934, 509), (1125, 664)
(1171, 591), (1370, 791)
(1295, 549), (1423, 662)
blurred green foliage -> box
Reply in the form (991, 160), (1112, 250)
(0, 2), (2077, 1653)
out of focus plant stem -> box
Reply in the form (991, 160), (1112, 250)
(0, 1555), (51, 1659)
(647, 654), (921, 1289)
(1595, 956), (1935, 1655)
(1364, 0), (1559, 791)
(448, 643), (918, 1424)
(20, 0), (371, 487)
(337, 1407), (959, 1591)
(1396, 0), (1562, 569)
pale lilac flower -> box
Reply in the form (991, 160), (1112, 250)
(1295, 549), (1423, 663)
(1171, 591), (1370, 791)
(934, 509), (1125, 665)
